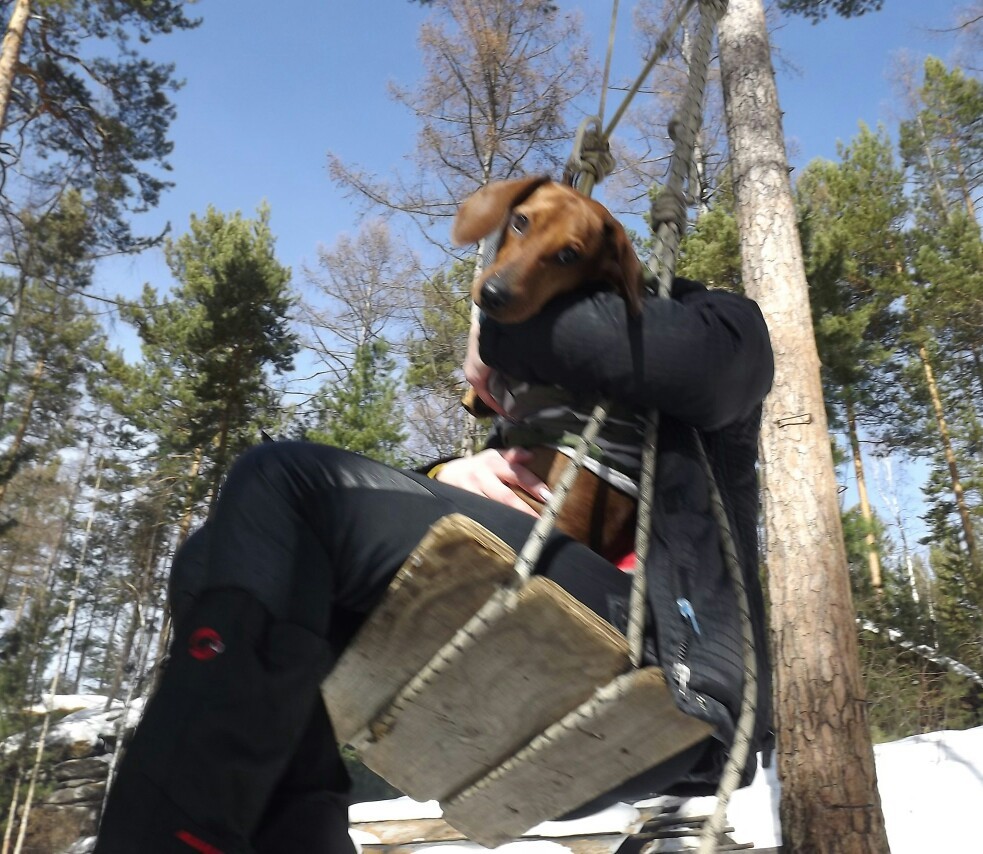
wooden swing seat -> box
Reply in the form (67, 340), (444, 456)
(321, 514), (712, 848)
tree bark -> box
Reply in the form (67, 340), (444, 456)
(177, 446), (203, 543)
(845, 392), (883, 593)
(717, 1), (890, 851)
(0, 0), (30, 139)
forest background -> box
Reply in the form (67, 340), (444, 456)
(1, 0), (982, 848)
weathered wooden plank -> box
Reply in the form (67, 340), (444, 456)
(327, 515), (716, 849)
(350, 818), (631, 854)
(358, 576), (630, 803)
(442, 668), (713, 847)
(322, 515), (518, 743)
(355, 839), (628, 854)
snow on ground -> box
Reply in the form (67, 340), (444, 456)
(2, 694), (146, 756)
(27, 694), (121, 715)
(351, 726), (983, 853)
(17, 697), (983, 852)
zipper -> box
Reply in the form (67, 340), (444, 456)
(672, 597), (706, 710)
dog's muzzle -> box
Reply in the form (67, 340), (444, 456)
(479, 275), (512, 314)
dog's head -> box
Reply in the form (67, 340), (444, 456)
(451, 177), (645, 323)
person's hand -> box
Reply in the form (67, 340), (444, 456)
(464, 317), (507, 416)
(435, 448), (552, 516)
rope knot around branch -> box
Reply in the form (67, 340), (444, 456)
(650, 186), (688, 232)
(563, 116), (616, 187)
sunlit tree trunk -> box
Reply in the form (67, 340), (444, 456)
(717, 0), (890, 850)
(845, 392), (883, 593)
(1, 773), (22, 854)
(918, 343), (983, 604)
(12, 457), (103, 853)
(105, 516), (162, 708)
(0, 0), (30, 137)
(177, 447), (203, 543)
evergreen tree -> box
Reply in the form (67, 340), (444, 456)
(120, 205), (298, 524)
(777, 0), (884, 21)
(899, 58), (983, 224)
(0, 0), (199, 254)
(307, 340), (406, 467)
(404, 260), (478, 457)
(676, 176), (742, 291)
(895, 58), (983, 609)
(795, 125), (908, 594)
(0, 192), (108, 518)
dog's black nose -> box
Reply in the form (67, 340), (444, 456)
(480, 277), (511, 312)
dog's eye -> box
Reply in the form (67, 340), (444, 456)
(510, 213), (529, 234)
(556, 247), (581, 265)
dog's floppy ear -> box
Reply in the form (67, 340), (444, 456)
(599, 216), (645, 316)
(451, 177), (551, 245)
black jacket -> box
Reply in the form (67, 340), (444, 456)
(479, 278), (775, 792)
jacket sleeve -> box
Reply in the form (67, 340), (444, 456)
(478, 279), (774, 432)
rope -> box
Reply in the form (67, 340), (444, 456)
(694, 432), (757, 853)
(489, 4), (757, 849)
(563, 116), (617, 196)
(563, 3), (757, 850)
(562, 0), (702, 196)
(598, 0), (620, 126)
(648, 0), (721, 296)
(512, 402), (611, 583)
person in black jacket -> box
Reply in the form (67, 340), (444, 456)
(94, 279), (773, 854)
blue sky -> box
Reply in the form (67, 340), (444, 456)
(95, 0), (965, 314)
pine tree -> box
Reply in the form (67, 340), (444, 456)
(776, 0), (884, 21)
(119, 204), (298, 525)
(795, 125), (908, 596)
(899, 58), (983, 224)
(0, 192), (107, 517)
(676, 176), (742, 291)
(307, 340), (407, 467)
(895, 58), (983, 610)
(404, 260), (478, 457)
(0, 0), (198, 254)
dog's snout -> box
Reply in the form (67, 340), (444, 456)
(479, 277), (511, 313)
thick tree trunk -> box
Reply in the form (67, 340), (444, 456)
(717, 1), (890, 851)
(845, 392), (883, 593)
(0, 0), (30, 139)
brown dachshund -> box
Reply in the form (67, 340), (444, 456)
(452, 177), (645, 561)
(452, 177), (644, 323)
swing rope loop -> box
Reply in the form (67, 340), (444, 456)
(542, 2), (755, 851)
(562, 116), (617, 196)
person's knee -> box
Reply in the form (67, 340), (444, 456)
(223, 441), (354, 503)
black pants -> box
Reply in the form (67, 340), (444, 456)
(98, 442), (708, 852)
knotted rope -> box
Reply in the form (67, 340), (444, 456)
(524, 3), (759, 851)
